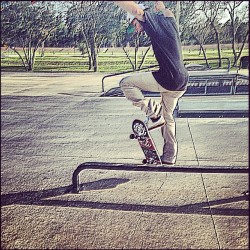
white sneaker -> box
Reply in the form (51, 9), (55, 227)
(160, 156), (175, 165)
(148, 115), (166, 130)
(147, 99), (162, 119)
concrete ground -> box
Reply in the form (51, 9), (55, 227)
(1, 72), (249, 249)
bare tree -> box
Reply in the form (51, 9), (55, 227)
(198, 2), (225, 67)
(66, 1), (124, 72)
(121, 31), (152, 71)
(181, 1), (211, 66)
(222, 1), (249, 66)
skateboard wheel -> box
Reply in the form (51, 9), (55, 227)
(142, 159), (147, 164)
(130, 134), (135, 139)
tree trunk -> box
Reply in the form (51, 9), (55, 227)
(12, 47), (28, 71)
(233, 30), (249, 67)
(200, 44), (210, 69)
(138, 46), (151, 70)
(28, 44), (33, 71)
(41, 41), (45, 57)
(90, 40), (98, 72)
(134, 46), (138, 71)
(88, 56), (92, 71)
(213, 25), (222, 68)
(231, 17), (237, 66)
(30, 47), (38, 71)
(80, 28), (92, 71)
(134, 35), (141, 71)
(122, 47), (135, 71)
(192, 34), (210, 68)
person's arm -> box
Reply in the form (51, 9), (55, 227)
(113, 1), (145, 21)
(154, 1), (175, 18)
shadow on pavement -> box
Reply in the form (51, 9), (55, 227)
(1, 178), (248, 217)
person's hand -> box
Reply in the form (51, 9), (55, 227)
(154, 1), (166, 12)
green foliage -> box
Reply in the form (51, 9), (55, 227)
(65, 1), (127, 71)
(2, 1), (62, 46)
(1, 1), (63, 70)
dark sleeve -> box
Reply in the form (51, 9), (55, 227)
(140, 11), (158, 36)
(141, 11), (178, 39)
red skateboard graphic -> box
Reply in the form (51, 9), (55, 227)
(130, 119), (162, 165)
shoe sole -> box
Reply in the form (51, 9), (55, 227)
(162, 162), (175, 166)
(148, 121), (166, 131)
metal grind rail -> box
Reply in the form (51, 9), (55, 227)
(71, 162), (248, 193)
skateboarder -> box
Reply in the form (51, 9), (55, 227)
(114, 1), (189, 165)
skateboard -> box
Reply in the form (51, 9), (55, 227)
(130, 119), (162, 165)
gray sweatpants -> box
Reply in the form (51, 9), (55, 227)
(120, 72), (186, 164)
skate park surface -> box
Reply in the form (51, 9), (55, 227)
(1, 72), (248, 249)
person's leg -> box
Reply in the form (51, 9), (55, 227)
(160, 89), (186, 164)
(120, 72), (186, 163)
(119, 72), (163, 118)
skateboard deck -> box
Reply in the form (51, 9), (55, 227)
(130, 119), (162, 165)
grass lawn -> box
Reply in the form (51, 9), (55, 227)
(1, 45), (248, 73)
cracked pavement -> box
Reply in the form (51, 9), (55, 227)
(1, 72), (248, 249)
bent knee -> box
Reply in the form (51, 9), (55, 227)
(119, 76), (132, 88)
